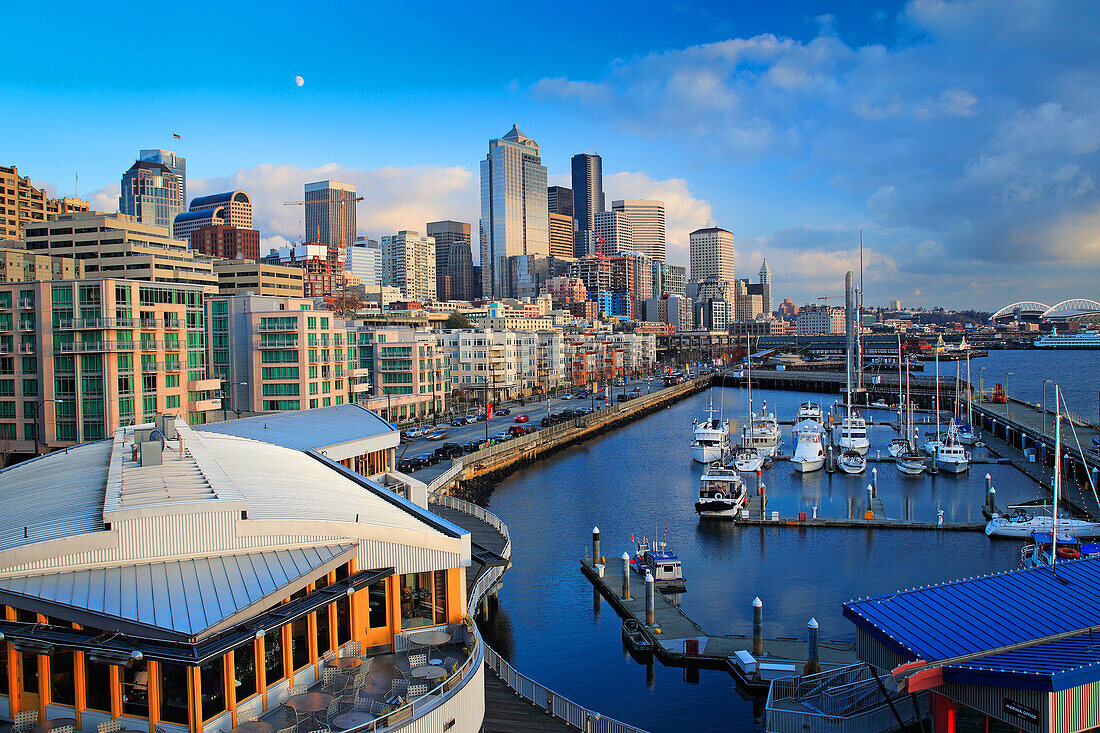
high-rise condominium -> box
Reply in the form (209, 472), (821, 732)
(0, 165), (89, 239)
(346, 237), (383, 287)
(479, 124), (549, 298)
(593, 211), (633, 256)
(304, 180), (358, 264)
(120, 149), (187, 230)
(427, 220), (476, 301)
(547, 186), (574, 217)
(382, 230), (437, 302)
(689, 226), (735, 284)
(612, 200), (666, 262)
(571, 153), (604, 258)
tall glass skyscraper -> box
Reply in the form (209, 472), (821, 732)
(120, 149), (186, 231)
(479, 125), (549, 298)
(304, 180), (358, 268)
(570, 153), (604, 258)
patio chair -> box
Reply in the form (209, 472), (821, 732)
(289, 683), (310, 696)
(321, 667), (343, 693)
(97, 721), (122, 733)
(390, 678), (409, 696)
(13, 710), (38, 733)
(321, 649), (336, 666)
(276, 727), (296, 733)
(340, 640), (361, 658)
(408, 682), (428, 699)
(408, 652), (427, 667)
(325, 698), (342, 723)
(443, 655), (463, 673)
(53, 727), (74, 733)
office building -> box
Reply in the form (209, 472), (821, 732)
(119, 158), (185, 230)
(356, 327), (450, 421)
(480, 125), (549, 298)
(427, 220), (475, 301)
(0, 165), (89, 239)
(779, 298), (799, 320)
(0, 410), (485, 732)
(571, 153), (604, 258)
(0, 245), (84, 282)
(759, 258), (772, 315)
(173, 189), (253, 241)
(548, 212), (575, 259)
(206, 293), (368, 413)
(346, 237), (383, 288)
(0, 278), (220, 453)
(689, 226), (735, 283)
(212, 259), (305, 297)
(644, 293), (693, 332)
(612, 200), (666, 261)
(139, 148), (186, 211)
(593, 210), (633, 256)
(304, 180), (357, 266)
(381, 230), (436, 302)
(23, 212), (218, 288)
(547, 185), (574, 217)
(889, 299), (903, 310)
(653, 261), (687, 297)
(189, 224), (260, 261)
(797, 304), (847, 335)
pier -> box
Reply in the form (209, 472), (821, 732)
(579, 557), (856, 690)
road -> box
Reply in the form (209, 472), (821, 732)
(397, 377), (662, 483)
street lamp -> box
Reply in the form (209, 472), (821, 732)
(1004, 371), (1014, 418)
(222, 381), (248, 421)
(978, 367), (986, 404)
(1043, 379), (1055, 436)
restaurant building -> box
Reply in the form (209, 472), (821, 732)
(0, 415), (482, 732)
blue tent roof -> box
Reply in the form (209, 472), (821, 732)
(843, 557), (1100, 691)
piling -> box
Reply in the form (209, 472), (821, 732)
(752, 597), (763, 656)
(985, 474), (995, 513)
(826, 443), (835, 473)
(872, 467), (878, 497)
(592, 526), (601, 565)
(865, 485), (875, 520)
(621, 552), (631, 600)
(644, 571), (655, 626)
(804, 618), (821, 674)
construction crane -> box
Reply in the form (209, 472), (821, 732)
(817, 294), (837, 306)
(283, 194), (364, 314)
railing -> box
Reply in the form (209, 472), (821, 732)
(426, 460), (465, 494)
(428, 492), (648, 733)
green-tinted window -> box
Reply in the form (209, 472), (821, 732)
(165, 374), (179, 388)
(165, 395), (180, 409)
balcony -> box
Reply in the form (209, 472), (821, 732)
(18, 344), (34, 354)
(259, 340), (298, 349)
(191, 377), (223, 392)
(53, 341), (108, 353)
(17, 299), (33, 309)
(191, 397), (222, 412)
(258, 322), (299, 332)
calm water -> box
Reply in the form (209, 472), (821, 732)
(479, 384), (1052, 732)
(978, 350), (1100, 422)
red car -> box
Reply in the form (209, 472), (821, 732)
(513, 414), (529, 423)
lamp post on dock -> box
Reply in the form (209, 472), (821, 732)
(1004, 371), (1014, 418)
(1043, 379), (1055, 436)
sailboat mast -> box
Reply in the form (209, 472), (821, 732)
(966, 350), (973, 427)
(935, 349), (941, 439)
(746, 334), (753, 443)
(858, 232), (864, 392)
(897, 333), (903, 428)
(1053, 384), (1061, 566)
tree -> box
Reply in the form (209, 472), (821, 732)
(445, 311), (472, 329)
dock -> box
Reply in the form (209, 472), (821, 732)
(579, 558), (856, 689)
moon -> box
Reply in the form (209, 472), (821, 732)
(294, 75), (304, 87)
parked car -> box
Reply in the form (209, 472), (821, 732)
(559, 409), (575, 418)
(561, 393), (574, 400)
(494, 407), (511, 416)
(575, 391), (589, 399)
(450, 417), (467, 426)
(513, 414), (529, 423)
(493, 431), (512, 441)
(417, 452), (440, 466)
(435, 442), (463, 459)
(474, 413), (487, 421)
(574, 407), (593, 416)
(397, 457), (418, 472)
(462, 440), (483, 453)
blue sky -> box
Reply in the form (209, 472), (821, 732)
(4, 0), (1098, 310)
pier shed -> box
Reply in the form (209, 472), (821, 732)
(843, 558), (1100, 733)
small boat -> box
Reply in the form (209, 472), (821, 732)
(935, 422), (969, 473)
(622, 618), (653, 652)
(796, 401), (823, 423)
(887, 438), (909, 458)
(837, 449), (866, 474)
(871, 399), (889, 408)
(791, 421), (825, 473)
(921, 431), (944, 457)
(695, 464), (748, 519)
(895, 451), (927, 476)
(690, 397), (730, 463)
(734, 445), (765, 472)
(1021, 532), (1082, 568)
(985, 506), (1100, 538)
(631, 535), (687, 592)
(956, 423), (979, 446)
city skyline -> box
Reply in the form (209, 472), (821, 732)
(5, 0), (1098, 310)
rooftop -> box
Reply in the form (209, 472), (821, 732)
(197, 403), (398, 456)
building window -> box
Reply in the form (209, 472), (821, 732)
(368, 581), (388, 629)
(315, 607), (332, 659)
(50, 649), (75, 706)
(264, 628), (284, 684)
(159, 661), (189, 726)
(122, 659), (149, 717)
(290, 618), (310, 670)
(84, 660), (112, 711)
(400, 573), (440, 629)
(335, 598), (351, 645)
(200, 656), (226, 721)
(233, 641), (257, 701)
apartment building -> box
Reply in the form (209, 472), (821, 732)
(356, 327), (450, 422)
(0, 165), (89, 239)
(565, 332), (625, 387)
(212, 259), (305, 297)
(0, 245), (84, 282)
(188, 223), (261, 260)
(382, 230), (436, 302)
(439, 329), (538, 404)
(206, 294), (369, 414)
(23, 212), (218, 288)
(644, 293), (694, 332)
(797, 305), (846, 335)
(0, 278), (220, 453)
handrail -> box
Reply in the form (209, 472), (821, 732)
(428, 492), (648, 733)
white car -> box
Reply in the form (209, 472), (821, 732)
(561, 393), (574, 400)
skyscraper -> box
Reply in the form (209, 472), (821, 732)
(571, 153), (604, 257)
(346, 237), (383, 287)
(548, 212), (575, 259)
(689, 226), (735, 283)
(547, 186), (574, 217)
(593, 211), (633, 256)
(479, 124), (549, 298)
(120, 151), (186, 231)
(759, 258), (772, 315)
(382, 230), (436, 301)
(612, 199), (666, 262)
(304, 180), (358, 268)
(427, 220), (475, 301)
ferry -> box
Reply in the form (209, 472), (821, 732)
(695, 464), (748, 519)
(630, 536), (686, 592)
(1035, 329), (1100, 349)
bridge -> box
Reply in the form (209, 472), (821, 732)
(991, 298), (1100, 322)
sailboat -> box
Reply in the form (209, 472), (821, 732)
(957, 349), (979, 445)
(734, 337), (766, 471)
(921, 348), (944, 456)
(895, 357), (927, 475)
(888, 334), (910, 459)
(690, 394), (729, 463)
(836, 315), (866, 475)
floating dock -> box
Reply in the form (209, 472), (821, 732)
(580, 558), (856, 689)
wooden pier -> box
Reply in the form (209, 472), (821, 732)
(579, 558), (856, 690)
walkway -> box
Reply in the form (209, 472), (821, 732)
(481, 669), (575, 733)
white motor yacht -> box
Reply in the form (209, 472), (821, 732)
(835, 415), (870, 455)
(837, 449), (866, 474)
(691, 405), (730, 463)
(695, 465), (748, 519)
(796, 401), (823, 423)
(743, 405), (782, 457)
(791, 422), (825, 473)
(935, 422), (969, 473)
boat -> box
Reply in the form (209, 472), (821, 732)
(957, 350), (979, 445)
(742, 407), (782, 458)
(922, 348), (944, 456)
(631, 535), (687, 592)
(621, 618), (653, 652)
(871, 399), (889, 408)
(896, 452), (927, 476)
(837, 449), (866, 474)
(835, 324), (869, 456)
(1035, 329), (1100, 349)
(935, 421), (970, 473)
(733, 445), (765, 472)
(695, 464), (748, 519)
(797, 401), (823, 423)
(1021, 532), (1082, 568)
(985, 506), (1100, 538)
(690, 397), (730, 463)
(887, 438), (909, 458)
(791, 420), (825, 473)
